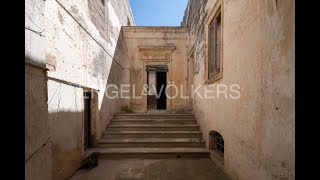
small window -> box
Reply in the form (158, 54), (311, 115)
(209, 131), (224, 164)
(127, 17), (131, 26)
(100, 0), (105, 6)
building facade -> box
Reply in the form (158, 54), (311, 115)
(25, 0), (294, 179)
(25, 0), (134, 179)
(182, 0), (295, 179)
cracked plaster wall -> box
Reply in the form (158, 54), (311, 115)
(44, 0), (134, 179)
(26, 0), (134, 179)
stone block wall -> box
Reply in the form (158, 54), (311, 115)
(123, 27), (189, 113)
(25, 0), (50, 179)
(26, 0), (134, 179)
(25, 65), (51, 180)
(182, 0), (295, 179)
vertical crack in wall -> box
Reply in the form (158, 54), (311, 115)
(54, 0), (125, 69)
(257, 47), (264, 170)
(25, 138), (51, 163)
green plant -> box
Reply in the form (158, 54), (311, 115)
(121, 105), (134, 113)
(80, 153), (98, 170)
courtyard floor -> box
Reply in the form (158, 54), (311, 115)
(70, 159), (230, 180)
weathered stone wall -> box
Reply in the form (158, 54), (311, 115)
(25, 0), (51, 179)
(123, 27), (189, 113)
(25, 0), (47, 68)
(28, 0), (134, 179)
(47, 80), (83, 180)
(25, 65), (51, 180)
(183, 0), (295, 179)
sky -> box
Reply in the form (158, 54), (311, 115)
(129, 0), (189, 26)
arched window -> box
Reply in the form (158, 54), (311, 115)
(209, 131), (224, 163)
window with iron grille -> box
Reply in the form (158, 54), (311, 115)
(209, 131), (224, 158)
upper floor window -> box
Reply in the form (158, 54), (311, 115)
(205, 1), (222, 84)
(127, 17), (131, 26)
(100, 0), (105, 6)
(208, 12), (221, 79)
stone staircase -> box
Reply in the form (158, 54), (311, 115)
(92, 113), (210, 159)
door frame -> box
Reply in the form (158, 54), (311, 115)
(146, 64), (168, 112)
(83, 90), (93, 150)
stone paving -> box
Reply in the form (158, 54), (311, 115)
(70, 159), (230, 180)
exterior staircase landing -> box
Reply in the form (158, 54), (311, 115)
(92, 113), (210, 159)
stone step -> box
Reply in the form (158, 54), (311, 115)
(110, 119), (197, 125)
(106, 124), (200, 131)
(90, 148), (210, 159)
(114, 113), (195, 119)
(96, 138), (205, 148)
(103, 131), (203, 138)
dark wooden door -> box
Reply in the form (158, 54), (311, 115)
(84, 92), (92, 149)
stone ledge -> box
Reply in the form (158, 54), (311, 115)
(25, 58), (48, 71)
(122, 26), (189, 33)
(138, 46), (176, 51)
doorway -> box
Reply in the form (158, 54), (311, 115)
(156, 71), (167, 110)
(146, 65), (167, 111)
(83, 92), (93, 150)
